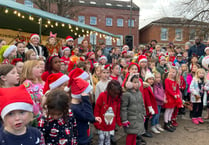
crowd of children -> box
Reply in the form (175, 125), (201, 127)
(0, 34), (209, 145)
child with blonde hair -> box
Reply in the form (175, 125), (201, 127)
(21, 60), (44, 121)
(190, 68), (209, 124)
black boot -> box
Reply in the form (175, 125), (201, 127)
(164, 122), (174, 132)
(168, 121), (176, 130)
(111, 135), (117, 145)
(136, 135), (146, 145)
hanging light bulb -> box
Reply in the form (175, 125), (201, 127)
(45, 24), (48, 28)
(13, 11), (17, 14)
(87, 30), (89, 34)
(82, 29), (84, 32)
(55, 22), (58, 26)
(62, 23), (65, 27)
(17, 12), (21, 17)
(22, 15), (25, 19)
(71, 29), (73, 32)
(95, 32), (98, 36)
(51, 25), (54, 28)
(47, 20), (51, 24)
(78, 34), (81, 37)
(99, 34), (102, 38)
(5, 9), (8, 13)
(83, 34), (86, 37)
(68, 24), (72, 29)
(75, 33), (77, 36)
(76, 27), (78, 31)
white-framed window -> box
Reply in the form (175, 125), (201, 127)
(90, 33), (97, 45)
(189, 29), (196, 40)
(117, 35), (123, 46)
(90, 16), (97, 25)
(117, 19), (123, 27)
(175, 28), (183, 41)
(106, 18), (112, 26)
(24, 0), (33, 8)
(78, 16), (85, 24)
(78, 36), (84, 44)
(128, 19), (134, 27)
(161, 28), (168, 41)
(106, 36), (112, 46)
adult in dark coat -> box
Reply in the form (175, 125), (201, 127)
(26, 33), (48, 59)
(188, 36), (206, 59)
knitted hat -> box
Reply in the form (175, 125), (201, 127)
(3, 45), (17, 58)
(98, 55), (107, 62)
(138, 55), (147, 63)
(205, 47), (209, 52)
(144, 72), (155, 81)
(66, 36), (74, 42)
(30, 33), (40, 40)
(0, 85), (33, 119)
(43, 73), (69, 94)
(87, 52), (95, 58)
(62, 46), (70, 53)
(159, 56), (166, 62)
(71, 78), (92, 98)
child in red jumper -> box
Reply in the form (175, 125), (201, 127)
(94, 80), (122, 145)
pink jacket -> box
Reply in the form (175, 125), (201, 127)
(186, 73), (193, 93)
(153, 82), (165, 106)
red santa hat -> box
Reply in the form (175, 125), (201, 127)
(43, 73), (69, 94)
(101, 64), (111, 71)
(138, 55), (147, 63)
(11, 58), (23, 65)
(66, 36), (74, 42)
(122, 50), (127, 55)
(30, 33), (40, 40)
(68, 68), (89, 87)
(122, 45), (129, 50)
(205, 47), (209, 52)
(62, 46), (70, 53)
(144, 72), (155, 81)
(86, 52), (95, 59)
(3, 45), (17, 58)
(98, 55), (107, 62)
(128, 62), (140, 72)
(159, 56), (166, 62)
(0, 85), (33, 119)
(71, 78), (92, 98)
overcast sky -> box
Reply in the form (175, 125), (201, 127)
(120, 0), (181, 29)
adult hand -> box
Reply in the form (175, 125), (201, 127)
(95, 117), (102, 124)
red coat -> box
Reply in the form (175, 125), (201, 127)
(180, 75), (186, 90)
(94, 92), (122, 131)
(60, 56), (70, 65)
(164, 78), (182, 108)
(143, 83), (158, 116)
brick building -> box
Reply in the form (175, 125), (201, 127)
(139, 17), (209, 47)
(12, 0), (140, 48)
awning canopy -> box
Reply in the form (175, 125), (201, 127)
(0, 0), (120, 39)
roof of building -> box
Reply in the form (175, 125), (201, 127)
(74, 0), (139, 10)
(140, 17), (208, 30)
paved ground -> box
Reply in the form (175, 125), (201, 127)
(92, 109), (209, 145)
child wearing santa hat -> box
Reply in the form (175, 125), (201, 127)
(138, 55), (150, 81)
(87, 51), (97, 71)
(98, 55), (108, 65)
(66, 35), (74, 50)
(156, 55), (169, 80)
(60, 46), (71, 66)
(0, 45), (17, 64)
(0, 85), (45, 144)
(38, 89), (77, 145)
(70, 77), (102, 145)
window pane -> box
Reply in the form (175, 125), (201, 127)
(117, 19), (123, 27)
(78, 37), (84, 44)
(90, 34), (96, 45)
(175, 28), (182, 41)
(78, 16), (85, 24)
(90, 16), (97, 25)
(128, 19), (134, 27)
(189, 29), (195, 40)
(117, 35), (123, 46)
(24, 0), (33, 8)
(106, 36), (112, 45)
(161, 28), (168, 41)
(106, 18), (112, 26)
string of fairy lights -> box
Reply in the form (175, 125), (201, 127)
(3, 8), (120, 43)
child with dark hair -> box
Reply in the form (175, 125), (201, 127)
(38, 89), (77, 145)
(70, 78), (101, 145)
(121, 74), (145, 145)
(41, 55), (61, 81)
(94, 80), (123, 145)
(16, 42), (26, 61)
